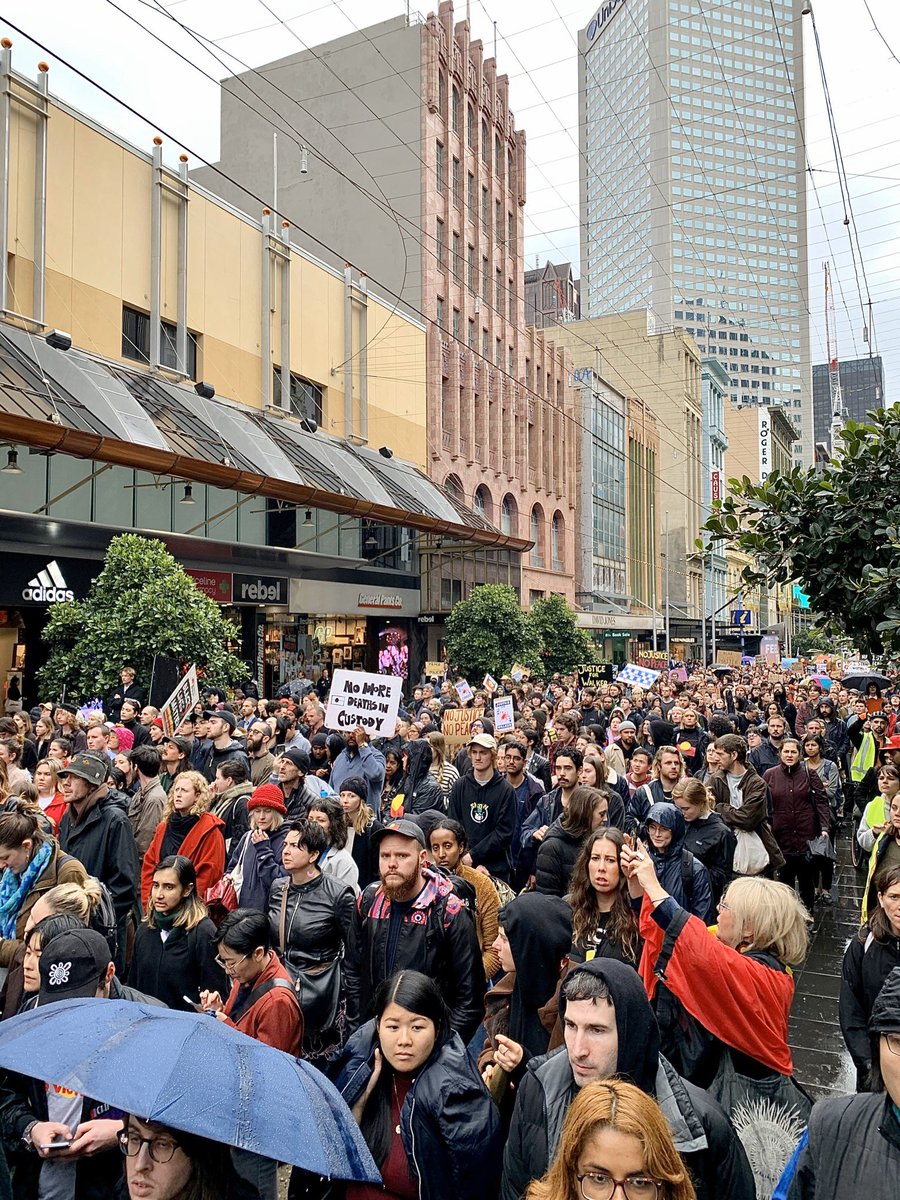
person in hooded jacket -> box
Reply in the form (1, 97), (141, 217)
(840, 863), (900, 1090)
(643, 802), (714, 923)
(672, 777), (735, 905)
(780, 965), (900, 1200)
(289, 970), (503, 1200)
(389, 740), (444, 818)
(499, 958), (754, 1200)
(814, 697), (850, 770)
(452, 717), (495, 776)
(478, 892), (573, 1121)
(448, 734), (517, 882)
(535, 787), (611, 898)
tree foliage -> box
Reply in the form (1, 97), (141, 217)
(39, 534), (246, 700)
(703, 409), (900, 657)
(444, 585), (538, 680)
(526, 594), (597, 676)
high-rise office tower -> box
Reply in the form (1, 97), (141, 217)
(578, 0), (811, 458)
(812, 354), (886, 450)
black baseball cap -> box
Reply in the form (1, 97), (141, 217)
(161, 735), (192, 756)
(204, 710), (236, 731)
(37, 928), (111, 1006)
(372, 819), (426, 848)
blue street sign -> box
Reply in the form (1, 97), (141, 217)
(731, 608), (752, 627)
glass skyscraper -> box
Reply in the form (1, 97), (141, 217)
(578, 0), (811, 457)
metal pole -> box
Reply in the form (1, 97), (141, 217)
(0, 41), (12, 316)
(664, 509), (670, 658)
(650, 459), (658, 651)
(710, 552), (717, 664)
(701, 564), (707, 669)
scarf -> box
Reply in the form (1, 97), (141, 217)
(0, 840), (53, 938)
(153, 909), (180, 931)
(161, 811), (200, 860)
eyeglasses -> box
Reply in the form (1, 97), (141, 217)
(716, 899), (730, 912)
(578, 1172), (660, 1200)
(214, 952), (247, 973)
(118, 1131), (181, 1163)
(885, 1032), (900, 1056)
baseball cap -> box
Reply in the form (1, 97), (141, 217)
(161, 735), (192, 756)
(372, 819), (426, 848)
(58, 751), (109, 787)
(37, 928), (111, 1006)
(468, 733), (498, 750)
(204, 710), (236, 731)
(282, 747), (311, 772)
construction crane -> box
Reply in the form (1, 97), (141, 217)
(823, 261), (844, 450)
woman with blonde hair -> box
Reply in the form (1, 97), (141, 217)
(525, 1078), (696, 1200)
(425, 729), (460, 801)
(140, 770), (225, 907)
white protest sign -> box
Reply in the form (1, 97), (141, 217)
(160, 665), (200, 737)
(455, 679), (474, 703)
(493, 695), (515, 733)
(483, 673), (498, 695)
(324, 669), (403, 737)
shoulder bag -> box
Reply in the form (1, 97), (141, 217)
(278, 882), (343, 1032)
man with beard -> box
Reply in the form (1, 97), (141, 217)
(616, 720), (638, 764)
(343, 819), (484, 1040)
(245, 719), (276, 786)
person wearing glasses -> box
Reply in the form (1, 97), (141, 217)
(523, 1078), (697, 1200)
(119, 1116), (229, 1200)
(778, 965), (900, 1198)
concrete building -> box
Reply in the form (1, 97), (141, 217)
(554, 310), (700, 654)
(701, 358), (729, 658)
(812, 354), (886, 450)
(0, 49), (523, 699)
(192, 2), (577, 624)
(578, 0), (811, 459)
(524, 261), (580, 329)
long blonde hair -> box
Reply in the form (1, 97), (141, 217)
(722, 876), (810, 967)
(162, 770), (211, 819)
(525, 1080), (696, 1200)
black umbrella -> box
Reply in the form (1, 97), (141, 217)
(841, 672), (891, 692)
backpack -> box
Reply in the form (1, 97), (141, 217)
(679, 848), (695, 910)
(87, 874), (119, 957)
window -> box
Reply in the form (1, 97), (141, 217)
(467, 103), (476, 148)
(452, 231), (461, 280)
(467, 244), (476, 291)
(452, 157), (461, 208)
(495, 268), (503, 310)
(501, 493), (517, 535)
(482, 328), (489, 358)
(507, 212), (515, 256)
(452, 308), (461, 339)
(496, 199), (503, 241)
(468, 318), (476, 349)
(508, 279), (515, 322)
(467, 172), (475, 220)
(551, 511), (564, 571)
(482, 186), (489, 229)
(530, 505), (545, 567)
(495, 134), (504, 179)
(451, 86), (460, 132)
(473, 485), (492, 522)
(482, 256), (490, 301)
(122, 305), (198, 378)
(271, 369), (324, 424)
(438, 72), (446, 117)
(436, 219), (445, 269)
(495, 337), (502, 366)
(436, 297), (445, 328)
(436, 142), (445, 194)
(482, 118), (490, 164)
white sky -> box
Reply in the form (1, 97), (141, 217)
(4, 0), (900, 397)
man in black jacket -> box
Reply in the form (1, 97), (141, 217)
(500, 959), (754, 1200)
(104, 664), (146, 723)
(57, 753), (140, 974)
(448, 734), (517, 881)
(344, 820), (484, 1041)
(195, 711), (250, 782)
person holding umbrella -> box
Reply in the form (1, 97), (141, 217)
(119, 1116), (230, 1200)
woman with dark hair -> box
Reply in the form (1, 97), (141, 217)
(380, 750), (404, 821)
(269, 819), (355, 1065)
(308, 795), (360, 894)
(580, 751), (628, 825)
(535, 787), (611, 898)
(120, 1115), (230, 1200)
(130, 855), (225, 1011)
(291, 970), (502, 1200)
(337, 778), (382, 890)
(429, 818), (501, 981)
(309, 734), (331, 781)
(840, 863), (900, 1090)
(0, 802), (87, 967)
(803, 732), (841, 905)
(568, 828), (640, 966)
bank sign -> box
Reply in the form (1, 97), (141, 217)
(586, 0), (626, 42)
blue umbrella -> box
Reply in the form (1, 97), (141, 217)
(0, 999), (379, 1184)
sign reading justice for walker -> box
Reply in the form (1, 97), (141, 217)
(325, 669), (403, 737)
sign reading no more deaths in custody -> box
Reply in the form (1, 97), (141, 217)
(324, 669), (403, 737)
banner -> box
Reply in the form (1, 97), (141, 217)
(160, 665), (200, 738)
(618, 663), (661, 688)
(576, 662), (615, 687)
(424, 661), (446, 679)
(324, 668), (403, 737)
(637, 653), (668, 672)
(441, 707), (485, 754)
(454, 679), (474, 703)
(493, 696), (515, 733)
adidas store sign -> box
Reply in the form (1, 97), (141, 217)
(23, 560), (74, 603)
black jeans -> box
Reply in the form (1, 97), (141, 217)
(779, 854), (816, 914)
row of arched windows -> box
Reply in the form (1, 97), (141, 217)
(445, 475), (565, 570)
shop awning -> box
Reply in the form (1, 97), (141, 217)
(0, 324), (531, 552)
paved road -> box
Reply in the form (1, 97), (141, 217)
(788, 836), (860, 1098)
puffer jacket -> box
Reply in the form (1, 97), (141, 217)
(839, 926), (900, 1078)
(763, 762), (830, 859)
(644, 802), (714, 922)
(534, 820), (585, 898)
(394, 738), (446, 816)
(682, 811), (736, 904)
(784, 1092), (900, 1199)
(303, 1021), (503, 1200)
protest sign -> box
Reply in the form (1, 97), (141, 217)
(424, 661), (446, 679)
(509, 663), (529, 683)
(483, 673), (498, 695)
(716, 650), (742, 668)
(576, 662), (615, 687)
(441, 707), (485, 754)
(160, 665), (200, 738)
(324, 669), (403, 737)
(637, 653), (668, 673)
(454, 679), (474, 703)
(618, 663), (661, 688)
(493, 696), (515, 733)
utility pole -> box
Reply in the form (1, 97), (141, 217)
(664, 510), (670, 659)
(710, 550), (717, 664)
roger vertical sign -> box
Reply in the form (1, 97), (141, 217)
(325, 668), (403, 736)
(758, 410), (772, 481)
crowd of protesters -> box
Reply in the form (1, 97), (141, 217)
(1, 660), (900, 1199)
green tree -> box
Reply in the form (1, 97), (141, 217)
(703, 409), (900, 657)
(39, 533), (246, 700)
(525, 594), (596, 677)
(444, 584), (537, 680)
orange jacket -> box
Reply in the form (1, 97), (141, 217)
(141, 811), (226, 907)
(222, 951), (303, 1054)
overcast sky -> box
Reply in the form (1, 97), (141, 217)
(3, 0), (899, 396)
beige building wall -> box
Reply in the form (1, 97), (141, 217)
(553, 311), (704, 620)
(7, 82), (428, 467)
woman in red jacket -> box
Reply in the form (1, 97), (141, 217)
(141, 771), (225, 907)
